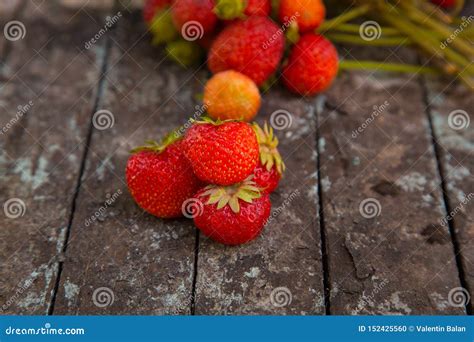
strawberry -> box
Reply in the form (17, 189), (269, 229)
(278, 0), (325, 33)
(183, 119), (259, 185)
(204, 70), (261, 122)
(144, 0), (179, 45)
(192, 178), (271, 245)
(252, 122), (285, 193)
(208, 16), (285, 86)
(143, 0), (172, 24)
(214, 0), (271, 20)
(431, 0), (456, 8)
(126, 134), (203, 218)
(172, 0), (218, 38)
(282, 33), (338, 96)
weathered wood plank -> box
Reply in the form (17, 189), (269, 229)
(423, 78), (473, 313)
(0, 0), (24, 58)
(194, 91), (326, 314)
(319, 47), (465, 314)
(0, 2), (107, 314)
(54, 12), (205, 314)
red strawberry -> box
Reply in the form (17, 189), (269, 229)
(192, 179), (271, 245)
(278, 0), (325, 33)
(245, 0), (271, 16)
(143, 0), (172, 24)
(208, 16), (285, 86)
(282, 33), (338, 96)
(431, 0), (456, 8)
(184, 119), (259, 185)
(126, 134), (203, 218)
(172, 0), (218, 38)
(214, 0), (271, 19)
(252, 122), (285, 193)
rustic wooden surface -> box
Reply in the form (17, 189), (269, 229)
(1, 2), (472, 315)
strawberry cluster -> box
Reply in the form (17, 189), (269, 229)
(144, 0), (339, 97)
(129, 0), (340, 245)
(126, 120), (285, 245)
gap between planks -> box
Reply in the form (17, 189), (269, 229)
(47, 24), (113, 315)
(418, 75), (472, 315)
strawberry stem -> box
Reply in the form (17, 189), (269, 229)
(317, 4), (371, 33)
(325, 33), (410, 46)
(339, 60), (441, 75)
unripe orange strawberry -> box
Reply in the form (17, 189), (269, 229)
(278, 0), (325, 33)
(204, 70), (261, 122)
(282, 33), (338, 96)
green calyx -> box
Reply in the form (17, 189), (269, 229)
(130, 129), (181, 154)
(166, 40), (204, 67)
(253, 122), (285, 175)
(285, 21), (300, 45)
(149, 10), (179, 45)
(194, 116), (239, 126)
(201, 177), (262, 213)
(214, 0), (247, 20)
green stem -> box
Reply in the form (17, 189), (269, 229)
(339, 60), (441, 75)
(317, 4), (371, 33)
(326, 33), (410, 46)
(321, 23), (401, 36)
(399, 1), (474, 57)
(379, 9), (474, 75)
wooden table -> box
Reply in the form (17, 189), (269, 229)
(1, 1), (472, 315)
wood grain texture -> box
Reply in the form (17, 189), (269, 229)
(53, 12), (206, 314)
(0, 2), (106, 314)
(424, 78), (473, 313)
(194, 91), (326, 314)
(319, 47), (465, 314)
